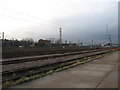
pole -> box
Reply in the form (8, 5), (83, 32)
(108, 35), (112, 48)
(2, 32), (4, 40)
(78, 39), (80, 48)
(59, 27), (62, 47)
(106, 24), (108, 43)
(49, 38), (52, 48)
(106, 24), (108, 35)
(91, 40), (94, 48)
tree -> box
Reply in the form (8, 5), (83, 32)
(21, 38), (34, 43)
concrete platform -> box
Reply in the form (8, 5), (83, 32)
(11, 52), (118, 88)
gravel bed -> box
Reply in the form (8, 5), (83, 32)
(2, 51), (105, 72)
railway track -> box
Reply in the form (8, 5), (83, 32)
(2, 49), (105, 73)
(2, 49), (115, 87)
(3, 48), (95, 58)
(2, 49), (103, 65)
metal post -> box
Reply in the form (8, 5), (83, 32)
(59, 28), (62, 48)
(2, 32), (4, 40)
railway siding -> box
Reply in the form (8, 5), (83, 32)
(2, 50), (109, 72)
(2, 50), (99, 65)
(2, 49), (116, 87)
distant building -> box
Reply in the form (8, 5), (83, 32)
(2, 39), (33, 48)
(35, 39), (51, 47)
(69, 43), (77, 48)
(101, 43), (112, 47)
(38, 39), (51, 43)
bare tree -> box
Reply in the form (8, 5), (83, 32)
(22, 38), (34, 43)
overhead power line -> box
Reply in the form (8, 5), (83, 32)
(0, 7), (111, 42)
(0, 7), (59, 28)
(0, 6), (107, 37)
(0, 13), (59, 30)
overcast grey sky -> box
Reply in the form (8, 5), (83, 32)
(0, 0), (119, 43)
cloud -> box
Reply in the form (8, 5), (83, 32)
(51, 2), (118, 43)
(0, 0), (118, 43)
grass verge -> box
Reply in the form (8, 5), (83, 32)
(2, 49), (117, 88)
